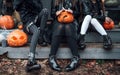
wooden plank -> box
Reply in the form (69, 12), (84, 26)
(82, 29), (120, 43)
(0, 43), (120, 59)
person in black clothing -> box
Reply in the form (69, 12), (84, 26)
(0, 0), (2, 14)
(49, 0), (81, 72)
(13, 0), (49, 72)
(78, 0), (112, 50)
(0, 0), (14, 15)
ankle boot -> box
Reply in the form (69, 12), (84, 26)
(103, 35), (112, 49)
(25, 60), (41, 72)
(48, 55), (62, 72)
(78, 34), (86, 49)
(65, 56), (80, 72)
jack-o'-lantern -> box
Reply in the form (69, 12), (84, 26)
(7, 29), (28, 47)
(103, 20), (114, 30)
(0, 15), (14, 29)
(57, 11), (74, 23)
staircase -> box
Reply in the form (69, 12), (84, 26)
(0, 28), (120, 59)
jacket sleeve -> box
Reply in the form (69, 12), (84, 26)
(73, 0), (80, 18)
(51, 0), (59, 19)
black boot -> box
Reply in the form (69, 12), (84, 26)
(65, 56), (80, 72)
(78, 34), (86, 49)
(48, 55), (62, 72)
(103, 35), (112, 50)
(25, 60), (41, 72)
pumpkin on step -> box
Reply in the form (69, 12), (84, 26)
(7, 29), (28, 47)
(103, 20), (115, 30)
(0, 15), (14, 29)
(57, 11), (74, 23)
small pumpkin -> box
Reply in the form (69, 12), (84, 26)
(0, 15), (14, 29)
(17, 22), (23, 30)
(103, 20), (115, 30)
(57, 11), (74, 23)
(7, 29), (28, 47)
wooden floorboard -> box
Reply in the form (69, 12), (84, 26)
(0, 43), (120, 59)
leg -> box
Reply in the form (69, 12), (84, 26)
(35, 8), (49, 46)
(48, 22), (63, 72)
(78, 15), (92, 49)
(64, 24), (80, 72)
(26, 24), (41, 72)
(48, 36), (62, 71)
(91, 18), (112, 49)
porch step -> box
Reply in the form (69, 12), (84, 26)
(0, 28), (120, 42)
(0, 43), (120, 59)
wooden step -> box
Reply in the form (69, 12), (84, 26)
(0, 43), (120, 59)
(1, 28), (120, 43)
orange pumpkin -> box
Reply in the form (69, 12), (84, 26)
(57, 11), (74, 23)
(0, 15), (14, 29)
(103, 20), (115, 30)
(7, 29), (28, 47)
(18, 24), (23, 30)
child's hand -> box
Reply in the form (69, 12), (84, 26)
(56, 7), (65, 16)
(105, 17), (113, 23)
(66, 8), (73, 13)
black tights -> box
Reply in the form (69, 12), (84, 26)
(26, 9), (48, 62)
(50, 21), (79, 57)
(28, 25), (40, 61)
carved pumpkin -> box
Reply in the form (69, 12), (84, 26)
(0, 15), (14, 29)
(7, 29), (28, 47)
(103, 20), (114, 30)
(57, 11), (74, 23)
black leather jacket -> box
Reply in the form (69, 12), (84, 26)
(51, 0), (80, 19)
(1, 0), (14, 15)
(81, 0), (105, 20)
(0, 0), (2, 14)
(13, 0), (43, 23)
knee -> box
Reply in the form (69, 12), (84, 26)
(91, 18), (98, 25)
(42, 8), (49, 16)
(28, 24), (40, 34)
(85, 15), (92, 22)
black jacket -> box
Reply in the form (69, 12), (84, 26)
(81, 0), (105, 20)
(1, 0), (14, 15)
(13, 0), (43, 23)
(51, 0), (80, 19)
(0, 0), (2, 14)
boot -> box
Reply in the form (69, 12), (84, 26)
(103, 35), (112, 50)
(48, 55), (62, 72)
(65, 56), (80, 72)
(25, 60), (41, 72)
(78, 34), (86, 49)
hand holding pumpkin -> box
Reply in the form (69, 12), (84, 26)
(103, 17), (115, 30)
(66, 8), (73, 13)
(56, 8), (65, 16)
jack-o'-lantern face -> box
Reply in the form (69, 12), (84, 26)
(7, 29), (28, 47)
(57, 11), (74, 23)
